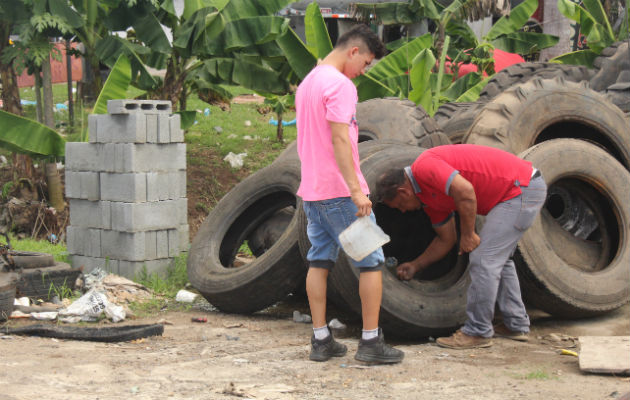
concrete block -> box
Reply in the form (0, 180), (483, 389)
(157, 114), (170, 143)
(169, 114), (183, 142)
(168, 227), (186, 256)
(178, 170), (186, 198)
(178, 198), (188, 225)
(110, 200), (182, 232)
(69, 199), (111, 229)
(69, 255), (119, 275)
(66, 226), (102, 257)
(80, 172), (100, 201)
(92, 114), (147, 143)
(107, 99), (172, 115)
(101, 230), (163, 261)
(118, 258), (174, 279)
(65, 142), (101, 171)
(177, 224), (190, 251)
(113, 143), (187, 173)
(146, 172), (169, 202)
(156, 230), (169, 258)
(146, 114), (158, 143)
(100, 172), (147, 202)
(88, 114), (98, 143)
(65, 171), (81, 199)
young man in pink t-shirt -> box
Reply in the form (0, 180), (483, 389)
(296, 25), (403, 364)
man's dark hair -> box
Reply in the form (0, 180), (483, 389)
(375, 168), (406, 203)
(335, 24), (386, 59)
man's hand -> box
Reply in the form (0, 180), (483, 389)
(396, 262), (419, 280)
(351, 191), (372, 217)
(459, 232), (481, 254)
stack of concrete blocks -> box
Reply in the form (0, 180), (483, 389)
(65, 100), (189, 278)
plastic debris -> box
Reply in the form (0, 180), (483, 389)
(0, 155), (7, 164)
(223, 152), (247, 169)
(204, 108), (211, 116)
(58, 289), (126, 323)
(214, 126), (223, 133)
(328, 318), (346, 330)
(31, 312), (59, 321)
(293, 310), (312, 323)
(191, 317), (207, 323)
(176, 289), (199, 303)
(244, 120), (252, 127)
(560, 349), (578, 357)
(13, 297), (29, 307)
(269, 117), (296, 126)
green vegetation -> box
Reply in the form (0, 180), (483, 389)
(517, 368), (557, 380)
(4, 234), (68, 263)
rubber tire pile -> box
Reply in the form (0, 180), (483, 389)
(188, 40), (630, 338)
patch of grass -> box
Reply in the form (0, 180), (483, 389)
(4, 234), (68, 263)
(517, 368), (557, 380)
(128, 297), (191, 317)
(133, 253), (189, 298)
(238, 240), (253, 257)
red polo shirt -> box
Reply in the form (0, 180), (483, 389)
(409, 144), (534, 225)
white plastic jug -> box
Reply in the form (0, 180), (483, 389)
(338, 216), (390, 261)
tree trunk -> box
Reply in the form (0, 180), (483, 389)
(276, 112), (284, 144)
(66, 39), (74, 126)
(35, 71), (43, 123)
(41, 55), (65, 212)
(0, 21), (33, 179)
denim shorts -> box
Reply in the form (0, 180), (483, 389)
(303, 197), (385, 270)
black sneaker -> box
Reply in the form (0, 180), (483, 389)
(355, 328), (404, 364)
(309, 333), (347, 362)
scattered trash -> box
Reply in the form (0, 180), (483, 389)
(48, 233), (58, 244)
(58, 290), (126, 323)
(176, 289), (199, 303)
(293, 310), (312, 323)
(269, 117), (296, 126)
(30, 312), (58, 321)
(2, 323), (164, 342)
(328, 318), (346, 330)
(191, 317), (207, 323)
(214, 126), (223, 133)
(130, 386), (139, 394)
(14, 297), (29, 307)
(225, 335), (240, 341)
(540, 333), (577, 348)
(560, 349), (578, 357)
(204, 108), (210, 116)
(227, 134), (238, 139)
(0, 155), (7, 165)
(156, 318), (173, 325)
(223, 152), (247, 169)
(243, 135), (253, 140)
(244, 120), (252, 127)
(9, 310), (30, 319)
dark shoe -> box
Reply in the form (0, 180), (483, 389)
(355, 328), (404, 364)
(436, 330), (492, 349)
(309, 333), (347, 362)
(493, 324), (529, 342)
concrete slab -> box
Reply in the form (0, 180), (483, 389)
(578, 336), (630, 375)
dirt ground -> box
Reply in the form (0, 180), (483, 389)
(1, 299), (628, 400)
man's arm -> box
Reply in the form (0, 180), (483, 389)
(330, 121), (371, 216)
(448, 173), (480, 254)
(397, 216), (457, 280)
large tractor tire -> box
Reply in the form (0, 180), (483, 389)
(298, 145), (470, 338)
(356, 98), (444, 145)
(478, 62), (593, 101)
(187, 159), (306, 314)
(0, 273), (18, 321)
(590, 40), (630, 92)
(434, 102), (486, 144)
(516, 139), (630, 317)
(464, 77), (630, 170)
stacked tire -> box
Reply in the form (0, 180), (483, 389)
(188, 44), (630, 336)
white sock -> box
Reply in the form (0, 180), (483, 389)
(362, 328), (379, 340)
(313, 325), (330, 340)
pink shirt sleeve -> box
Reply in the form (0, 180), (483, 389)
(323, 79), (357, 125)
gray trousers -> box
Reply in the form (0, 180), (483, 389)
(462, 175), (547, 338)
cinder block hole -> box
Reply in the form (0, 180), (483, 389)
(141, 104), (154, 110)
(125, 104), (139, 110)
(156, 104), (169, 110)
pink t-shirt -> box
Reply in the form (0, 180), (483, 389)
(296, 65), (369, 201)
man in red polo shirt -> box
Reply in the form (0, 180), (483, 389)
(375, 144), (547, 349)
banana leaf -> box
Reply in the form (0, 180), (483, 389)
(352, 0), (433, 24)
(0, 111), (65, 157)
(176, 110), (198, 130)
(550, 49), (599, 67)
(276, 28), (317, 80)
(204, 16), (289, 54)
(305, 2), (333, 59)
(491, 32), (559, 54)
(220, 0), (293, 22)
(484, 0), (538, 41)
(95, 35), (158, 90)
(201, 58), (290, 94)
(408, 48), (436, 108)
(456, 76), (491, 102)
(557, 0), (615, 52)
(442, 71), (483, 100)
(93, 54), (132, 115)
(355, 74), (403, 101)
(364, 34), (433, 83)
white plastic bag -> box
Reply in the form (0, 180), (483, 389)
(338, 216), (390, 261)
(58, 290), (126, 323)
(223, 152), (247, 169)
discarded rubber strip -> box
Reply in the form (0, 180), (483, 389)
(2, 323), (164, 342)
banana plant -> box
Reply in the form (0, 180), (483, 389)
(0, 111), (65, 158)
(552, 0), (629, 66)
(351, 0), (557, 113)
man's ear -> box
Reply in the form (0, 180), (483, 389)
(397, 185), (411, 198)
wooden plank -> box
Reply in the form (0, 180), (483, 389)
(579, 336), (630, 375)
